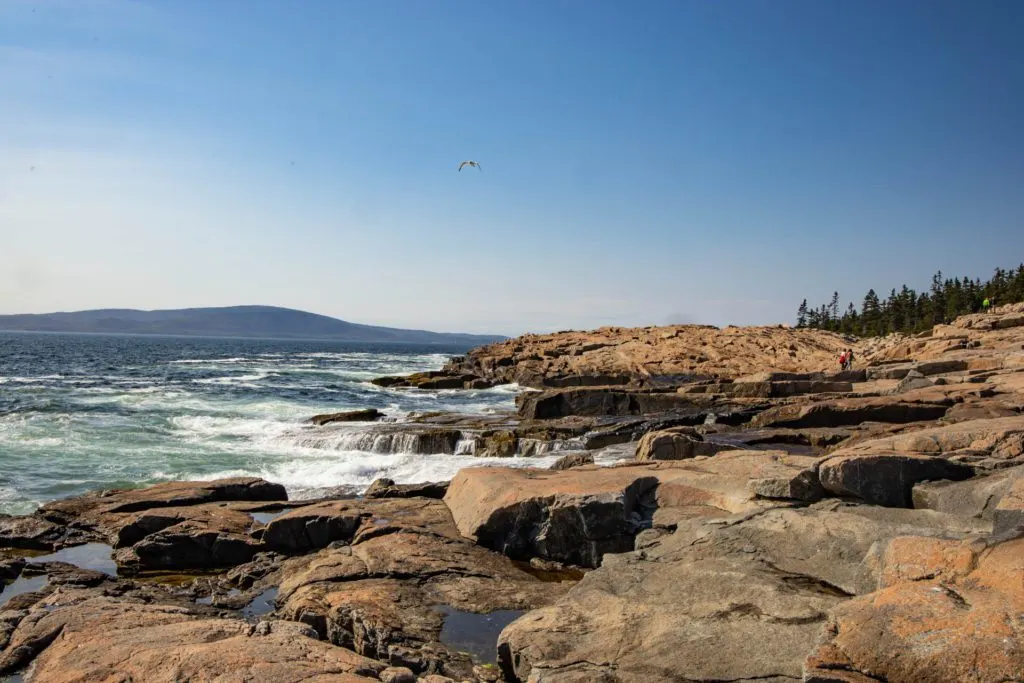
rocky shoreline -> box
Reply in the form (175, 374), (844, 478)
(2, 304), (1024, 682)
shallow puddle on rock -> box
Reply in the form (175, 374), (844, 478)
(1, 543), (116, 609)
(32, 543), (117, 576)
(242, 587), (278, 619)
(437, 606), (524, 664)
(0, 573), (48, 608)
(250, 509), (293, 525)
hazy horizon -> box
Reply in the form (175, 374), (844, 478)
(3, 0), (1023, 337)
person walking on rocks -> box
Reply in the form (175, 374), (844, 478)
(838, 350), (847, 372)
(844, 348), (854, 371)
(983, 297), (991, 312)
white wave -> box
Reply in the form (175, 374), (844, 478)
(192, 372), (272, 386)
(168, 357), (254, 364)
(454, 438), (477, 455)
(169, 414), (297, 441)
(169, 451), (567, 499)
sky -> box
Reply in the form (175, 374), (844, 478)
(1, 0), (1022, 336)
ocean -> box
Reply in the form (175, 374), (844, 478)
(0, 332), (531, 516)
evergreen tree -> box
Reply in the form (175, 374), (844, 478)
(861, 289), (881, 336)
(796, 261), (1024, 338)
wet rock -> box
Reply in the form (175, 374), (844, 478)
(750, 396), (951, 429)
(264, 498), (462, 555)
(549, 452), (594, 470)
(0, 557), (25, 582)
(41, 477), (287, 522)
(634, 427), (725, 461)
(516, 387), (705, 420)
(309, 408), (385, 425)
(479, 430), (518, 458)
(804, 536), (1024, 683)
(372, 372), (491, 391)
(113, 504), (266, 574)
(0, 516), (66, 551)
(680, 379), (853, 398)
(818, 453), (974, 507)
(730, 427), (853, 450)
(0, 591), (384, 681)
(364, 478), (450, 500)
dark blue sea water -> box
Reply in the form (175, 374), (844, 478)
(0, 333), (521, 515)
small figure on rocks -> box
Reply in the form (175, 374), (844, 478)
(983, 297), (992, 312)
(838, 350), (848, 372)
(844, 348), (855, 371)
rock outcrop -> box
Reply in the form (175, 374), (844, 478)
(804, 535), (1024, 683)
(310, 409), (385, 425)
(497, 502), (988, 683)
(443, 324), (856, 389)
(0, 589), (384, 682)
(443, 454), (824, 568)
(3, 305), (1023, 682)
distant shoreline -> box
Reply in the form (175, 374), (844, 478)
(0, 329), (486, 347)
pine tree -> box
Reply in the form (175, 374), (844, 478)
(797, 262), (1024, 338)
(862, 289), (881, 336)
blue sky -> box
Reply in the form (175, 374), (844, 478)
(2, 0), (1022, 335)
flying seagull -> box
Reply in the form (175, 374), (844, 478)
(458, 160), (481, 172)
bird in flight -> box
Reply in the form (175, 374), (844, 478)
(458, 160), (481, 172)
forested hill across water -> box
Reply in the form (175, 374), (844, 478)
(0, 305), (506, 345)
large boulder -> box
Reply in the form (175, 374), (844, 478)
(263, 498), (462, 554)
(804, 536), (1024, 683)
(818, 453), (974, 507)
(497, 501), (987, 683)
(634, 427), (724, 461)
(444, 465), (662, 568)
(112, 504), (265, 574)
(443, 455), (824, 568)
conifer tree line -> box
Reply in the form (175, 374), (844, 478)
(796, 264), (1024, 337)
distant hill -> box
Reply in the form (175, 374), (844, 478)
(0, 306), (506, 346)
